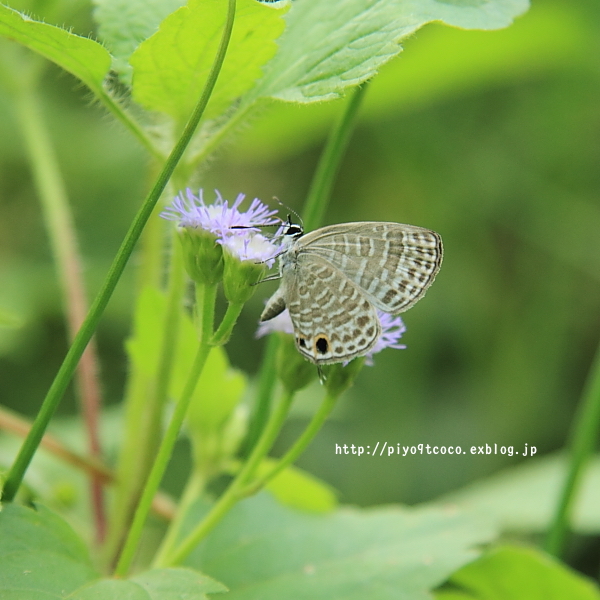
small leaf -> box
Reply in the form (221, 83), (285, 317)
(436, 545), (600, 600)
(0, 5), (111, 96)
(259, 460), (338, 513)
(0, 503), (98, 599)
(250, 0), (530, 103)
(69, 567), (227, 599)
(130, 0), (286, 124)
(92, 0), (186, 83)
(184, 492), (496, 599)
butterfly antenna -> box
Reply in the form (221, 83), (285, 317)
(274, 197), (303, 229)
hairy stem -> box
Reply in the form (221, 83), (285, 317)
(12, 81), (107, 541)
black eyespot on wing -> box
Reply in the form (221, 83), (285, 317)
(297, 337), (307, 348)
(316, 337), (329, 354)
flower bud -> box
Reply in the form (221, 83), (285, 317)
(178, 226), (224, 286)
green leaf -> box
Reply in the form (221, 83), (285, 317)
(259, 460), (338, 513)
(437, 453), (600, 534)
(250, 0), (530, 104)
(0, 5), (111, 96)
(68, 567), (227, 599)
(436, 546), (600, 600)
(233, 1), (579, 163)
(184, 492), (496, 599)
(0, 503), (98, 599)
(0, 502), (228, 599)
(130, 0), (287, 124)
(92, 0), (186, 83)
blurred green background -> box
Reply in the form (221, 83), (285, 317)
(1, 0), (599, 511)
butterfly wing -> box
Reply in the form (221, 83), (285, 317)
(297, 222), (442, 314)
(283, 253), (381, 365)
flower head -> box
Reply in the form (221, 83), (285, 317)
(256, 309), (406, 366)
(161, 189), (281, 285)
(161, 188), (279, 239)
(220, 230), (280, 269)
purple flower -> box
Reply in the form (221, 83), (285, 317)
(257, 309), (406, 365)
(161, 188), (281, 266)
(221, 232), (280, 268)
(256, 308), (295, 338)
(161, 188), (279, 238)
(366, 311), (406, 366)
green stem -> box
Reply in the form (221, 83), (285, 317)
(241, 335), (279, 457)
(98, 88), (163, 160)
(114, 284), (217, 576)
(1, 0), (238, 503)
(152, 468), (207, 567)
(211, 302), (244, 346)
(302, 83), (369, 231)
(545, 342), (600, 556)
(157, 389), (295, 567)
(242, 392), (339, 496)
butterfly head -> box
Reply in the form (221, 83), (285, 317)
(282, 214), (303, 239)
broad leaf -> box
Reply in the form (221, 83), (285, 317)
(68, 567), (227, 599)
(233, 2), (579, 163)
(130, 0), (286, 124)
(184, 492), (496, 599)
(0, 5), (111, 96)
(92, 0), (186, 82)
(438, 453), (600, 534)
(250, 0), (530, 104)
(0, 503), (227, 599)
(436, 546), (600, 600)
(0, 503), (98, 599)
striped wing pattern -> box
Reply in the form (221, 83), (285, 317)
(296, 222), (443, 314)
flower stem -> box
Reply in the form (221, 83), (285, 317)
(114, 284), (217, 576)
(0, 0), (238, 503)
(156, 389), (295, 567)
(241, 335), (279, 457)
(242, 392), (339, 496)
(152, 468), (207, 567)
(211, 302), (244, 346)
(545, 342), (600, 556)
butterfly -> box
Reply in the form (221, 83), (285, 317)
(261, 221), (443, 365)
